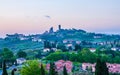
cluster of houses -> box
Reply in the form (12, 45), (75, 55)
(4, 32), (120, 52)
(82, 63), (120, 73)
(62, 39), (120, 51)
(5, 33), (120, 52)
(6, 33), (43, 42)
(46, 60), (120, 74)
(46, 60), (73, 73)
(15, 58), (120, 74)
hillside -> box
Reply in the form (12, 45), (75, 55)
(0, 26), (120, 51)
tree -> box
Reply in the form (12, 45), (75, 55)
(40, 64), (45, 75)
(20, 60), (41, 75)
(11, 68), (17, 75)
(1, 48), (15, 66)
(2, 60), (8, 75)
(114, 56), (120, 63)
(2, 48), (14, 61)
(46, 51), (64, 61)
(95, 58), (102, 75)
(63, 66), (68, 75)
(35, 50), (42, 59)
(17, 50), (27, 58)
(74, 44), (81, 51)
(0, 58), (2, 68)
(80, 48), (97, 63)
(51, 42), (56, 48)
(49, 62), (57, 75)
(57, 44), (67, 52)
(95, 58), (109, 75)
(102, 61), (109, 75)
(44, 41), (51, 49)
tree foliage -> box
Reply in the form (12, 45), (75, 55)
(17, 50), (27, 58)
(1, 48), (14, 61)
(63, 66), (68, 75)
(95, 58), (109, 75)
(11, 68), (17, 75)
(46, 48), (120, 64)
(49, 62), (57, 75)
(20, 60), (41, 75)
(40, 64), (45, 75)
(74, 44), (81, 51)
(46, 48), (97, 63)
(2, 60), (8, 75)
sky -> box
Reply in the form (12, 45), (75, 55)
(0, 0), (120, 37)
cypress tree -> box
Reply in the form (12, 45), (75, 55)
(63, 66), (68, 75)
(0, 61), (2, 68)
(2, 60), (8, 75)
(95, 58), (102, 75)
(101, 61), (109, 75)
(74, 44), (81, 51)
(41, 64), (45, 75)
(49, 62), (57, 75)
(95, 58), (109, 75)
(11, 68), (17, 75)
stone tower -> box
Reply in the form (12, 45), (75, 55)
(58, 25), (61, 30)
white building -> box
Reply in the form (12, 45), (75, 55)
(43, 48), (50, 52)
(89, 48), (96, 52)
(111, 48), (118, 51)
(16, 58), (26, 64)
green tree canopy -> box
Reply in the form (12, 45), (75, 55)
(74, 44), (81, 51)
(2, 48), (14, 61)
(20, 60), (41, 75)
(80, 48), (97, 63)
(17, 50), (27, 58)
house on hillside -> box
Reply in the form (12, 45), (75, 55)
(82, 63), (120, 73)
(111, 47), (120, 51)
(16, 58), (26, 64)
(66, 44), (74, 50)
(46, 60), (73, 73)
(43, 48), (50, 52)
(89, 48), (96, 52)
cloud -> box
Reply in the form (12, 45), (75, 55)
(44, 15), (51, 19)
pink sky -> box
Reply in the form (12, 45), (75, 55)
(0, 0), (120, 37)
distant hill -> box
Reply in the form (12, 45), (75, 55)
(0, 25), (120, 51)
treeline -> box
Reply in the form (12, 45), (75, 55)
(46, 48), (120, 63)
(0, 48), (27, 68)
(15, 60), (68, 75)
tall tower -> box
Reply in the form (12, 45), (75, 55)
(58, 25), (61, 30)
(49, 27), (54, 33)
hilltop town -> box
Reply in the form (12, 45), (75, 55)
(0, 25), (120, 51)
(0, 25), (120, 75)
